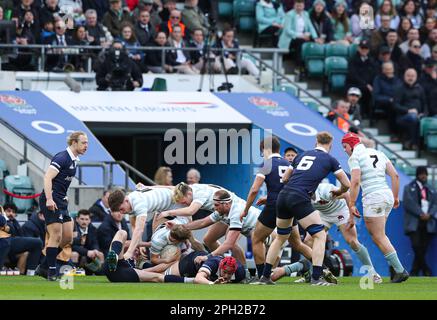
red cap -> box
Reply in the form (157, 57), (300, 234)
(341, 132), (361, 149)
(219, 256), (238, 274)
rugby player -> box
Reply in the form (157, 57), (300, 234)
(341, 132), (409, 283)
(260, 132), (351, 286)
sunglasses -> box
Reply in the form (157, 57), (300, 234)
(412, 45), (421, 48)
(170, 16), (180, 19)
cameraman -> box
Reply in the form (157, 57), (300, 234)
(96, 40), (143, 91)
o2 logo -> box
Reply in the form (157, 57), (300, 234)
(31, 120), (77, 135)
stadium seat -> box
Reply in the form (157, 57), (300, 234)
(151, 78), (167, 91)
(348, 43), (358, 60)
(218, 0), (234, 18)
(301, 42), (325, 78)
(3, 175), (36, 213)
(304, 101), (321, 113)
(420, 117), (437, 151)
(324, 57), (348, 92)
(325, 43), (349, 58)
(233, 0), (256, 17)
(238, 16), (256, 31)
(278, 84), (298, 96)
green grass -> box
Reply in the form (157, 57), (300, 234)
(1, 276), (437, 300)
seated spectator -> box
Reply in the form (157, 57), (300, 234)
(134, 0), (161, 30)
(326, 99), (351, 132)
(188, 28), (214, 73)
(214, 28), (260, 77)
(370, 14), (392, 57)
(102, 0), (134, 38)
(166, 24), (198, 74)
(71, 209), (104, 273)
(154, 166), (173, 185)
(159, 0), (176, 22)
(145, 31), (170, 73)
(278, 0), (318, 69)
(0, 203), (43, 275)
(346, 86), (362, 125)
(404, 39), (424, 76)
(96, 40), (143, 90)
(421, 27), (437, 59)
(58, 0), (85, 25)
(43, 19), (74, 71)
(376, 45), (403, 76)
(20, 9), (41, 43)
(13, 0), (40, 29)
(22, 210), (45, 244)
(419, 17), (435, 44)
(375, 0), (400, 30)
(346, 39), (379, 118)
(119, 22), (147, 72)
(159, 9), (186, 38)
(394, 68), (427, 150)
(39, 0), (61, 29)
(350, 1), (370, 40)
(40, 19), (55, 43)
(419, 58), (437, 117)
(97, 209), (130, 257)
(82, 0), (109, 22)
(309, 0), (333, 44)
(330, 0), (352, 45)
(84, 9), (113, 46)
(397, 16), (413, 42)
(70, 25), (91, 72)
(186, 168), (201, 185)
(425, 3), (437, 19)
(256, 0), (285, 47)
(89, 190), (111, 222)
(399, 28), (420, 54)
(135, 8), (156, 46)
(182, 0), (209, 38)
(432, 44), (437, 63)
(400, 0), (422, 29)
(385, 29), (405, 69)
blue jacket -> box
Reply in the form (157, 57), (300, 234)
(278, 9), (317, 49)
(403, 180), (437, 234)
(256, 1), (285, 33)
(372, 74), (402, 104)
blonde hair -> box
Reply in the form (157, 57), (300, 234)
(67, 131), (86, 146)
(173, 182), (192, 202)
(316, 131), (333, 145)
(154, 166), (172, 185)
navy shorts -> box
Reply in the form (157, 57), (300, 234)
(39, 193), (72, 226)
(178, 251), (208, 277)
(103, 259), (140, 283)
(258, 204), (277, 229)
(276, 191), (315, 221)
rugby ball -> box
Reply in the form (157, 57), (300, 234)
(160, 244), (181, 260)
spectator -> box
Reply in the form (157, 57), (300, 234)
(278, 0), (318, 70)
(102, 0), (134, 38)
(421, 27), (437, 59)
(43, 19), (74, 71)
(373, 61), (402, 132)
(403, 166), (437, 276)
(181, 0), (209, 37)
(404, 39), (424, 76)
(71, 209), (104, 273)
(385, 29), (403, 65)
(346, 39), (379, 118)
(397, 16), (413, 42)
(145, 31), (170, 73)
(159, 9), (186, 38)
(188, 28), (214, 72)
(326, 99), (351, 132)
(419, 17), (436, 44)
(39, 0), (61, 29)
(419, 58), (437, 117)
(399, 28), (420, 54)
(154, 166), (173, 185)
(425, 3), (437, 19)
(394, 68), (427, 150)
(214, 28), (260, 77)
(135, 8), (156, 46)
(400, 0), (422, 29)
(283, 146), (298, 163)
(0, 0), (13, 18)
(309, 0), (333, 44)
(432, 44), (437, 63)
(70, 25), (91, 72)
(22, 210), (46, 244)
(0, 203), (43, 275)
(166, 24), (198, 74)
(119, 22), (147, 72)
(84, 9), (113, 46)
(159, 0), (176, 22)
(186, 168), (201, 184)
(375, 45), (401, 75)
(89, 189), (111, 222)
(97, 210), (130, 257)
(20, 9), (40, 43)
(375, 0), (400, 30)
(370, 14), (392, 57)
(58, 0), (85, 25)
(256, 0), (285, 47)
(350, 1), (370, 40)
(330, 0), (352, 45)
(346, 86), (362, 125)
(82, 0), (109, 22)
(198, 0), (219, 24)
(95, 40), (143, 90)
(134, 0), (161, 30)
(13, 0), (40, 29)
(40, 19), (55, 43)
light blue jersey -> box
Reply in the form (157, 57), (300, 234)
(312, 183), (347, 215)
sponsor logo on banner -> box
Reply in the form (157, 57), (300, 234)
(0, 95), (37, 115)
(248, 96), (290, 117)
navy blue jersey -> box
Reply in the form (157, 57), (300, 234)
(42, 149), (78, 200)
(283, 148), (342, 200)
(199, 256), (246, 283)
(257, 154), (290, 205)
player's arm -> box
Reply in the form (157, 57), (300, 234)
(160, 202), (203, 218)
(150, 251), (180, 265)
(194, 269), (214, 284)
(124, 215), (146, 260)
(385, 160), (400, 209)
(136, 182), (175, 190)
(43, 166), (60, 211)
(282, 167), (293, 184)
(332, 170), (351, 197)
(184, 216), (215, 230)
(348, 169), (361, 217)
(241, 175), (264, 221)
(210, 229), (240, 257)
(188, 234), (205, 252)
(129, 215), (136, 229)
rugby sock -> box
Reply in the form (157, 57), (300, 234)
(46, 247), (58, 276)
(184, 277), (194, 283)
(312, 265), (323, 281)
(354, 244), (374, 269)
(256, 264), (265, 278)
(164, 275), (185, 283)
(26, 270), (35, 276)
(384, 251), (404, 273)
(111, 241), (123, 256)
(262, 263), (273, 278)
(284, 262), (304, 276)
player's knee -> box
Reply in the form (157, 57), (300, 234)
(117, 229), (128, 241)
(306, 224), (325, 236)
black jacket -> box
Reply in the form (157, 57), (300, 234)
(6, 218), (23, 237)
(404, 51), (424, 77)
(309, 10), (334, 43)
(22, 212), (45, 243)
(134, 21), (156, 46)
(145, 41), (168, 67)
(346, 53), (378, 88)
(43, 33), (74, 71)
(419, 72), (437, 117)
(166, 39), (191, 67)
(373, 74), (402, 104)
(82, 0), (109, 22)
(97, 214), (130, 256)
(39, 4), (61, 29)
(72, 222), (99, 257)
(394, 81), (428, 116)
(85, 23), (107, 46)
(89, 199), (110, 222)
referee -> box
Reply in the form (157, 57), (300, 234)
(38, 131), (88, 280)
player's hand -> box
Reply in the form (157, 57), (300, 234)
(213, 277), (229, 284)
(139, 247), (148, 260)
(239, 210), (247, 222)
(194, 255), (208, 265)
(256, 196), (267, 206)
(393, 197), (400, 209)
(349, 206), (361, 218)
(346, 218), (355, 230)
(159, 211), (171, 218)
(87, 250), (96, 259)
(330, 188), (343, 198)
(123, 251), (134, 261)
(46, 198), (58, 211)
(165, 220), (176, 229)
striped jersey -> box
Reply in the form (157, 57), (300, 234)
(191, 183), (242, 212)
(150, 216), (191, 255)
(127, 188), (174, 221)
(312, 183), (347, 215)
(348, 144), (391, 196)
(209, 200), (260, 237)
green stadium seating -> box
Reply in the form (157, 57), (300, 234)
(301, 42), (325, 77)
(219, 0), (234, 18)
(349, 43), (358, 59)
(325, 43), (349, 58)
(3, 175), (35, 213)
(233, 0), (256, 17)
(238, 16), (256, 31)
(420, 117), (437, 151)
(151, 78), (167, 91)
(324, 56), (348, 92)
(304, 101), (321, 113)
(278, 84), (297, 96)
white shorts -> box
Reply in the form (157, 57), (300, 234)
(363, 189), (394, 218)
(320, 206), (350, 229)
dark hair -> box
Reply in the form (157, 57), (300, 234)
(77, 209), (91, 217)
(401, 0), (419, 16)
(121, 22), (137, 42)
(397, 17), (413, 40)
(331, 4), (349, 33)
(260, 136), (280, 153)
(284, 147), (298, 155)
(108, 189), (126, 212)
(3, 203), (17, 213)
(416, 166), (428, 177)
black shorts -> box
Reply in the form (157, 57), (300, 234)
(39, 194), (72, 226)
(258, 203), (298, 229)
(276, 191), (315, 221)
(178, 251), (208, 277)
(103, 259), (140, 283)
